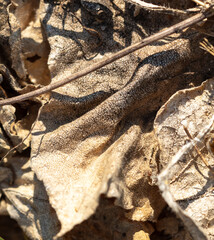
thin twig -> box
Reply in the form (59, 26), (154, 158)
(170, 158), (194, 184)
(159, 115), (214, 185)
(200, 38), (214, 55)
(192, 0), (209, 7)
(125, 0), (200, 15)
(0, 101), (47, 161)
(158, 115), (214, 240)
(69, 11), (102, 46)
(0, 6), (213, 106)
(183, 124), (214, 172)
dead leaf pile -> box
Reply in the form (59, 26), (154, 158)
(0, 0), (214, 239)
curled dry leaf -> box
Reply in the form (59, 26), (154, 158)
(5, 0), (50, 86)
(21, 8), (51, 85)
(1, 156), (61, 240)
(0, 0), (11, 59)
(0, 104), (36, 152)
(30, 1), (208, 238)
(7, 1), (26, 79)
(0, 105), (24, 150)
(63, 196), (154, 240)
(154, 78), (214, 239)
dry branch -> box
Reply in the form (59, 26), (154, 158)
(0, 6), (213, 106)
(125, 0), (200, 15)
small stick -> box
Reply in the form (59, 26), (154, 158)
(69, 12), (102, 46)
(200, 38), (214, 56)
(192, 0), (208, 7)
(0, 101), (47, 161)
(170, 158), (194, 184)
(0, 6), (213, 106)
(125, 0), (200, 15)
(183, 124), (214, 173)
(158, 116), (214, 240)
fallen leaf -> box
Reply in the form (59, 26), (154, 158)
(155, 78), (214, 239)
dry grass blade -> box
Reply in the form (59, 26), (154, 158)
(200, 38), (214, 56)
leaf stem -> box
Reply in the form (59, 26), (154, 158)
(0, 6), (213, 106)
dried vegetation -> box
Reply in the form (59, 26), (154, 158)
(0, 0), (214, 239)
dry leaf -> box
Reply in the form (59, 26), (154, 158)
(30, 1), (202, 237)
(7, 1), (26, 79)
(0, 0), (12, 61)
(1, 156), (61, 240)
(155, 78), (214, 239)
(0, 104), (36, 152)
(1, 0), (214, 239)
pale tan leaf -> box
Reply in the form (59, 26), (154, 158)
(2, 157), (61, 240)
(155, 78), (214, 239)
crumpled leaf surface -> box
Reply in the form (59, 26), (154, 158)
(0, 104), (40, 152)
(1, 0), (214, 239)
(1, 156), (61, 239)
(30, 0), (212, 238)
(0, 105), (25, 149)
(0, 0), (12, 61)
(7, 1), (27, 79)
(154, 78), (214, 239)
